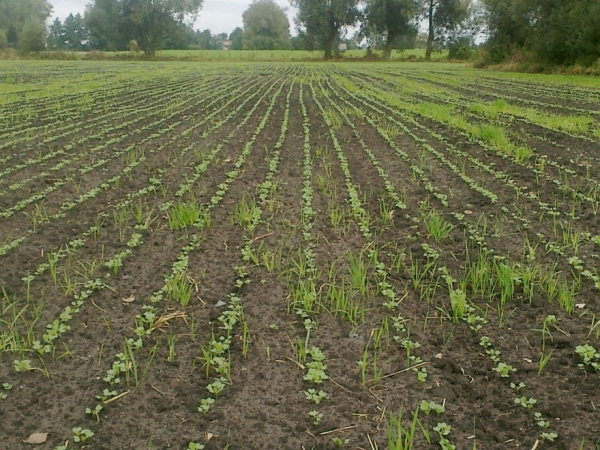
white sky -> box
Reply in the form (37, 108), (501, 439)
(49, 0), (298, 35)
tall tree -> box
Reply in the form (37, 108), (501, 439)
(229, 27), (244, 50)
(18, 19), (47, 52)
(85, 0), (203, 55)
(481, 0), (533, 62)
(196, 29), (213, 49)
(242, 0), (291, 50)
(531, 0), (600, 66)
(211, 32), (228, 50)
(62, 13), (88, 51)
(421, 0), (470, 60)
(162, 21), (197, 49)
(85, 0), (126, 50)
(48, 18), (65, 50)
(291, 0), (360, 59)
(0, 28), (8, 49)
(0, 0), (52, 47)
(363, 0), (419, 60)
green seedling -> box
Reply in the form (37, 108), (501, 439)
(13, 359), (33, 372)
(85, 404), (103, 423)
(207, 377), (228, 396)
(241, 321), (250, 358)
(510, 382), (526, 392)
(95, 389), (117, 402)
(433, 423), (456, 450)
(72, 427), (94, 443)
(309, 410), (323, 426)
(534, 412), (550, 429)
(305, 389), (328, 404)
(303, 347), (329, 384)
(167, 332), (176, 363)
(231, 196), (260, 234)
(165, 271), (194, 306)
(493, 362), (516, 378)
(419, 400), (445, 415)
(198, 397), (215, 413)
(514, 396), (537, 409)
(347, 251), (369, 296)
(575, 343), (600, 375)
(332, 437), (350, 447)
(540, 432), (558, 442)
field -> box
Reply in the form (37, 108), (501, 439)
(3, 49), (449, 62)
(0, 60), (600, 450)
(150, 49), (449, 61)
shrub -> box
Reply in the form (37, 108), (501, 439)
(18, 20), (46, 53)
(0, 28), (8, 49)
(448, 38), (473, 60)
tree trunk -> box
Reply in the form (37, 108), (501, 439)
(425, 0), (435, 61)
(324, 13), (336, 60)
(384, 32), (396, 60)
(142, 7), (157, 57)
(142, 39), (156, 57)
(324, 30), (336, 59)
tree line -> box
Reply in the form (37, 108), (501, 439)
(1, 0), (599, 67)
(483, 0), (600, 66)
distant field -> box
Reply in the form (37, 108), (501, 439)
(1, 61), (600, 449)
(0, 48), (451, 62)
(153, 48), (449, 61)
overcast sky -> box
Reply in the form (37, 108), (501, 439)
(50, 0), (298, 35)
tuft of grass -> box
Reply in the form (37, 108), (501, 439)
(168, 200), (207, 230)
(423, 210), (454, 242)
(388, 406), (430, 450)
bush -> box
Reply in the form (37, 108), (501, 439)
(18, 20), (46, 53)
(83, 50), (106, 60)
(0, 29), (8, 49)
(38, 51), (80, 60)
(448, 38), (473, 61)
(128, 40), (141, 53)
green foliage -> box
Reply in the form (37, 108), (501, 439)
(291, 0), (360, 59)
(0, 0), (52, 47)
(304, 388), (328, 404)
(72, 427), (94, 443)
(482, 0), (600, 66)
(362, 0), (419, 60)
(0, 28), (8, 49)
(422, 0), (471, 60)
(229, 27), (244, 50)
(533, 0), (600, 66)
(388, 406), (430, 449)
(85, 0), (123, 51)
(447, 36), (473, 59)
(190, 29), (229, 50)
(85, 0), (204, 55)
(18, 19), (46, 53)
(242, 0), (291, 50)
(48, 13), (88, 51)
(309, 409), (324, 425)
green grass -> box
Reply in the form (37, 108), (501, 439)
(1, 47), (449, 63)
(153, 48), (449, 61)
